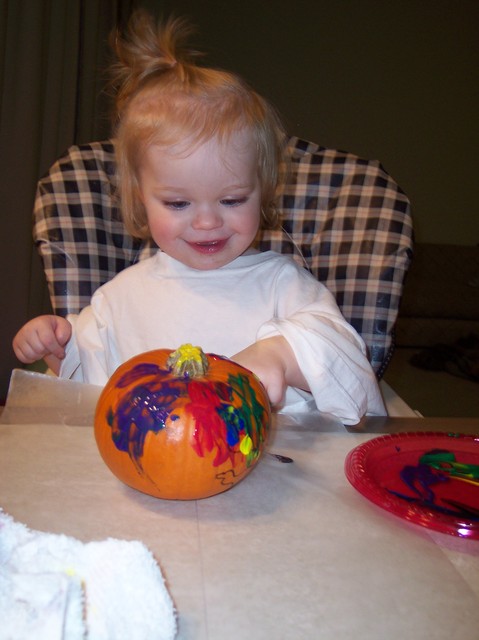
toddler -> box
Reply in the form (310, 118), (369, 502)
(13, 11), (385, 424)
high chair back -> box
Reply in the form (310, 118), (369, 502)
(33, 136), (413, 377)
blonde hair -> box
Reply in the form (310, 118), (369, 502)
(109, 10), (286, 239)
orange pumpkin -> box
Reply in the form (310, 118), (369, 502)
(94, 344), (271, 500)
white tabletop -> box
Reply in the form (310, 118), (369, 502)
(1, 405), (479, 639)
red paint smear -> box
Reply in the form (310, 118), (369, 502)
(186, 381), (232, 466)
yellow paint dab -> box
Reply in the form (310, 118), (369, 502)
(240, 435), (253, 455)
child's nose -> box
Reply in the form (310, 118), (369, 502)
(192, 205), (223, 230)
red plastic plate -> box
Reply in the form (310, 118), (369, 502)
(345, 432), (479, 539)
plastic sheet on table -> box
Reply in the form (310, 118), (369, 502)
(0, 369), (102, 426)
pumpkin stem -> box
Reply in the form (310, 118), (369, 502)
(167, 344), (209, 378)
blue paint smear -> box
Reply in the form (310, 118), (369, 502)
(116, 363), (164, 388)
(113, 382), (183, 452)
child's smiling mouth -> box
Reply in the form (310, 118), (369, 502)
(189, 239), (228, 254)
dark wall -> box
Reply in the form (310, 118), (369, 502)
(142, 0), (478, 245)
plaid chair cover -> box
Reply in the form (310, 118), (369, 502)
(33, 137), (413, 377)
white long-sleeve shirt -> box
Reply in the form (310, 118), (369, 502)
(60, 250), (386, 424)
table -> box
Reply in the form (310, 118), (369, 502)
(1, 404), (478, 639)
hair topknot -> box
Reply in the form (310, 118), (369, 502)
(109, 10), (201, 117)
(111, 10), (287, 238)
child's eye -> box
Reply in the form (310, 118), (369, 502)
(220, 197), (247, 207)
(164, 201), (190, 210)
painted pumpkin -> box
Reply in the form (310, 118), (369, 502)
(94, 344), (271, 500)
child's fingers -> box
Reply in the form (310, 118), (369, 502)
(53, 318), (72, 347)
(12, 338), (36, 363)
(35, 325), (67, 360)
(12, 316), (71, 365)
(13, 326), (64, 363)
(263, 374), (287, 407)
(12, 331), (47, 363)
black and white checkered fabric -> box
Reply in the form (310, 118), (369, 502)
(33, 137), (413, 377)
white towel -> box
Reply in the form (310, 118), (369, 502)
(0, 509), (177, 640)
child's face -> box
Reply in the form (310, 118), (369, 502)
(138, 129), (262, 270)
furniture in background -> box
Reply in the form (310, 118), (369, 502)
(396, 242), (479, 348)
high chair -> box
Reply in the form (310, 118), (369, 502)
(33, 136), (415, 413)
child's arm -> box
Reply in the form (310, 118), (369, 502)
(12, 315), (72, 375)
(232, 336), (308, 406)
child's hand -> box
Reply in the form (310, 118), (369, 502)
(232, 336), (309, 407)
(12, 315), (72, 374)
